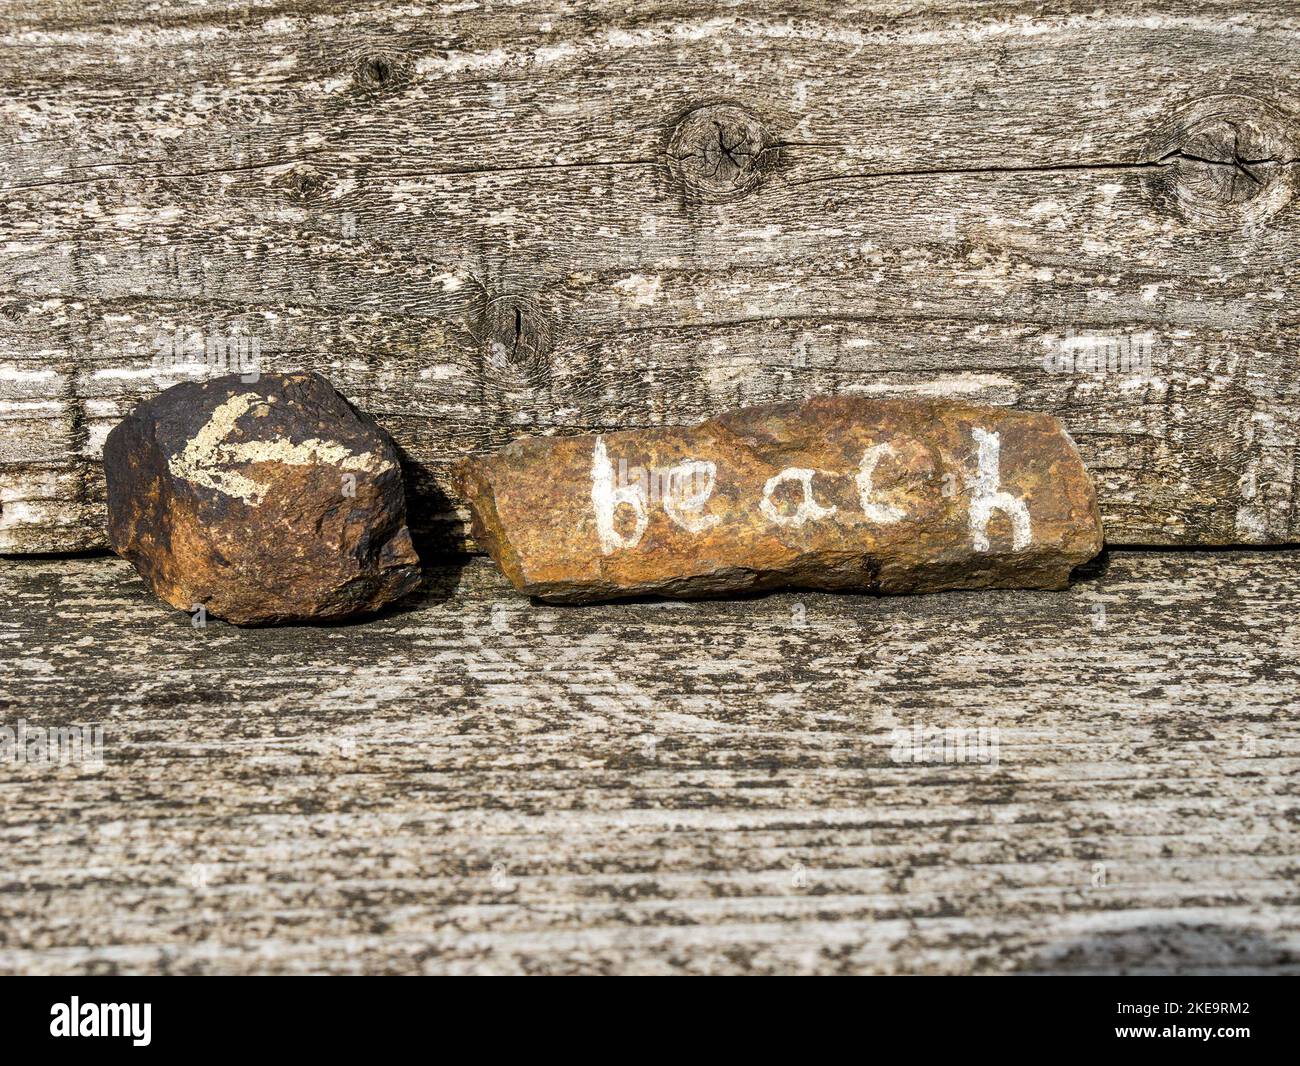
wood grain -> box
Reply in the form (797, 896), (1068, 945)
(1, 550), (1297, 974)
(2, 1), (1300, 552)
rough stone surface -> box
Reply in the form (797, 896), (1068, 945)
(104, 372), (420, 625)
(458, 397), (1103, 603)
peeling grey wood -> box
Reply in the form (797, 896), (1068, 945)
(2, 1), (1300, 553)
(0, 551), (1297, 975)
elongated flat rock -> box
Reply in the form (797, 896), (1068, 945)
(457, 397), (1103, 603)
(104, 372), (420, 625)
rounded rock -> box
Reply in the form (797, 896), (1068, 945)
(104, 372), (421, 625)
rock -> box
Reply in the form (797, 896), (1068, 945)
(456, 396), (1103, 603)
(104, 372), (421, 624)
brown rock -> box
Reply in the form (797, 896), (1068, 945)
(457, 396), (1103, 603)
(104, 372), (420, 624)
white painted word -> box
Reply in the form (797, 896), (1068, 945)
(170, 393), (393, 506)
(592, 437), (719, 551)
(50, 997), (151, 1047)
(591, 427), (1033, 554)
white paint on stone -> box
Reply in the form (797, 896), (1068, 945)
(760, 468), (837, 528)
(856, 443), (905, 523)
(591, 436), (648, 553)
(587, 427), (1041, 548)
(663, 460), (719, 534)
(169, 392), (393, 507)
(966, 428), (1032, 552)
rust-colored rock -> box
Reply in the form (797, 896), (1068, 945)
(104, 372), (420, 624)
(457, 396), (1103, 603)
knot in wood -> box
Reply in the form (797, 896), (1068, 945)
(275, 163), (327, 201)
(470, 291), (556, 391)
(1147, 95), (1298, 230)
(667, 103), (778, 201)
(351, 51), (412, 94)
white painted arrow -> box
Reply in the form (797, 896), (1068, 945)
(168, 392), (394, 506)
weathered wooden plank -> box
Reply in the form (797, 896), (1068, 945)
(0, 550), (1297, 974)
(2, 1), (1300, 552)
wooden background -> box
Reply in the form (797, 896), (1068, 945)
(1, 0), (1298, 975)
(3, 552), (1298, 975)
(2, 0), (1299, 552)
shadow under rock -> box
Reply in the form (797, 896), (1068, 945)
(533, 549), (1113, 610)
(260, 446), (472, 628)
(398, 442), (466, 561)
(1069, 545), (1112, 585)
